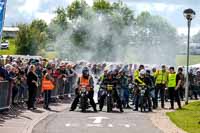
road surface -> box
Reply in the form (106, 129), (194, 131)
(32, 107), (162, 133)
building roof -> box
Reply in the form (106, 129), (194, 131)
(3, 27), (19, 32)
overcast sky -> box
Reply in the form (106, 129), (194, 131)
(4, 0), (200, 35)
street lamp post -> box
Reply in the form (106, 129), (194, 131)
(183, 8), (196, 104)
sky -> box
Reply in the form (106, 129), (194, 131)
(4, 0), (200, 36)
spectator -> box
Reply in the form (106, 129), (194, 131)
(27, 65), (38, 110)
(42, 67), (55, 110)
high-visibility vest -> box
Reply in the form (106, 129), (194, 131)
(100, 74), (105, 81)
(168, 73), (176, 87)
(134, 70), (139, 79)
(80, 76), (91, 91)
(155, 70), (168, 85)
(42, 74), (54, 91)
(153, 72), (156, 78)
(136, 77), (146, 86)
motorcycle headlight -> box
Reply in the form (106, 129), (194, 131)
(107, 85), (113, 91)
(81, 88), (87, 92)
(141, 90), (145, 94)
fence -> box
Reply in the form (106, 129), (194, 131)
(0, 81), (12, 111)
(0, 76), (77, 111)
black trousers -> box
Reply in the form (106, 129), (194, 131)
(70, 91), (96, 111)
(12, 86), (18, 104)
(155, 84), (165, 108)
(27, 87), (37, 108)
(99, 93), (107, 110)
(99, 89), (123, 110)
(135, 89), (152, 110)
(44, 90), (51, 108)
(179, 86), (184, 100)
(168, 87), (181, 108)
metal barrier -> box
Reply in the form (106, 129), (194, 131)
(0, 81), (12, 111)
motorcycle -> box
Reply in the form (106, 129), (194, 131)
(97, 84), (107, 104)
(107, 84), (113, 112)
(138, 85), (148, 112)
(79, 85), (89, 112)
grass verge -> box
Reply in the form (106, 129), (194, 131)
(166, 101), (200, 133)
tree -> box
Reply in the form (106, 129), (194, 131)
(30, 19), (48, 33)
(93, 0), (112, 13)
(15, 20), (48, 55)
(67, 0), (88, 20)
(15, 24), (36, 55)
(134, 11), (179, 64)
(112, 1), (135, 25)
(53, 7), (68, 30)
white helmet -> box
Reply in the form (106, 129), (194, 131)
(140, 69), (146, 76)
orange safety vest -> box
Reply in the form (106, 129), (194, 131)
(42, 74), (55, 92)
(79, 76), (91, 91)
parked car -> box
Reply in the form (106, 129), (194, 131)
(0, 40), (9, 49)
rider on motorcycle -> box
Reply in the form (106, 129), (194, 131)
(97, 69), (108, 102)
(99, 71), (124, 112)
(70, 67), (97, 112)
(133, 70), (152, 112)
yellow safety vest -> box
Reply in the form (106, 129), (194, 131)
(155, 70), (168, 85)
(168, 73), (176, 88)
(153, 72), (156, 78)
(136, 77), (146, 86)
(134, 69), (140, 82)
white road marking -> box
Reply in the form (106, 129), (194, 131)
(88, 117), (109, 124)
(132, 123), (137, 127)
(108, 124), (113, 127)
(125, 124), (130, 128)
(87, 124), (103, 127)
(65, 123), (71, 127)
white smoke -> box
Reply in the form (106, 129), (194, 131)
(48, 8), (180, 65)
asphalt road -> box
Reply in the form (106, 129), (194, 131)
(32, 106), (162, 133)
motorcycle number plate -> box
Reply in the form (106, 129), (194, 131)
(107, 85), (113, 91)
(81, 88), (86, 92)
(141, 90), (145, 94)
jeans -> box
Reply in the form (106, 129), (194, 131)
(44, 90), (51, 108)
(155, 84), (165, 108)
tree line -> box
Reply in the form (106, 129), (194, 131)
(14, 0), (181, 62)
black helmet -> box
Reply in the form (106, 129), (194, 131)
(107, 70), (113, 79)
(82, 67), (89, 77)
(146, 69), (151, 75)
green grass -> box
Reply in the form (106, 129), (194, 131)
(176, 55), (200, 66)
(166, 101), (200, 133)
(0, 39), (17, 55)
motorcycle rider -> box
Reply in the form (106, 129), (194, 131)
(97, 69), (108, 104)
(70, 67), (97, 112)
(134, 65), (144, 81)
(133, 70), (152, 112)
(146, 69), (155, 109)
(119, 69), (130, 108)
(99, 71), (124, 112)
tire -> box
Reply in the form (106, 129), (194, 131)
(80, 95), (87, 112)
(107, 95), (112, 112)
(140, 96), (144, 112)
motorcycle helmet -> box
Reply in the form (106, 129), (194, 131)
(146, 69), (151, 75)
(107, 70), (113, 79)
(140, 69), (146, 76)
(82, 67), (89, 77)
